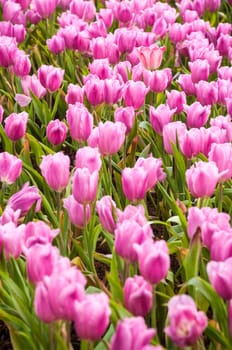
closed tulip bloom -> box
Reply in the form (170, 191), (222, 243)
(207, 258), (232, 300)
(210, 230), (232, 261)
(96, 8), (114, 29)
(63, 195), (91, 228)
(96, 196), (117, 233)
(110, 317), (155, 350)
(178, 74), (196, 96)
(0, 36), (18, 68)
(13, 51), (31, 77)
(74, 293), (111, 341)
(165, 295), (207, 348)
(124, 275), (152, 316)
(137, 45), (166, 70)
(117, 204), (148, 227)
(144, 69), (170, 93)
(103, 78), (122, 104)
(84, 77), (104, 105)
(66, 103), (93, 142)
(23, 221), (59, 251)
(187, 207), (231, 249)
(0, 207), (21, 226)
(34, 278), (57, 323)
(134, 240), (170, 285)
(180, 128), (204, 159)
(0, 152), (22, 184)
(189, 59), (210, 83)
(186, 161), (220, 198)
(40, 153), (70, 192)
(195, 81), (218, 106)
(116, 28), (137, 54)
(47, 267), (86, 320)
(208, 143), (232, 182)
(98, 121), (126, 156)
(135, 155), (166, 190)
(34, 0), (58, 18)
(89, 59), (113, 80)
(184, 102), (211, 128)
(47, 35), (65, 55)
(122, 167), (148, 202)
(210, 115), (232, 142)
(75, 147), (101, 173)
(4, 111), (28, 141)
(163, 121), (187, 154)
(26, 244), (61, 284)
(46, 120), (67, 146)
(65, 83), (84, 105)
(115, 220), (153, 263)
(166, 90), (186, 114)
(21, 74), (46, 99)
(123, 81), (148, 109)
(149, 104), (176, 134)
(0, 222), (25, 259)
(70, 0), (96, 22)
(72, 168), (98, 204)
(114, 106), (135, 134)
(38, 65), (64, 92)
(7, 182), (41, 217)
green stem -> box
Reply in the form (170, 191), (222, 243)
(0, 182), (6, 209)
(218, 182), (223, 212)
(123, 137), (127, 168)
(49, 323), (55, 350)
(151, 285), (157, 331)
(123, 260), (130, 283)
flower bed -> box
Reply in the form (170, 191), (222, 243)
(0, 0), (232, 349)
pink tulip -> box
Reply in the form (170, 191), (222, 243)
(89, 59), (113, 80)
(96, 196), (117, 233)
(13, 51), (31, 77)
(70, 0), (96, 22)
(110, 317), (155, 350)
(187, 207), (231, 249)
(165, 295), (207, 347)
(186, 161), (220, 198)
(115, 220), (152, 263)
(21, 74), (47, 99)
(74, 293), (111, 340)
(0, 36), (18, 68)
(26, 244), (61, 284)
(0, 222), (25, 259)
(135, 155), (166, 190)
(84, 77), (104, 105)
(0, 207), (21, 226)
(65, 83), (84, 105)
(23, 221), (59, 251)
(177, 74), (196, 96)
(210, 115), (232, 142)
(180, 128), (204, 159)
(166, 90), (186, 113)
(207, 258), (232, 299)
(47, 34), (65, 55)
(116, 28), (137, 54)
(66, 103), (93, 142)
(208, 143), (232, 182)
(33, 0), (58, 18)
(123, 80), (148, 109)
(38, 65), (64, 92)
(210, 230), (232, 261)
(72, 168), (98, 204)
(124, 275), (152, 316)
(144, 68), (170, 93)
(0, 152), (22, 184)
(97, 121), (126, 156)
(184, 102), (211, 128)
(117, 204), (148, 227)
(135, 240), (170, 284)
(195, 81), (218, 106)
(34, 279), (57, 323)
(4, 111), (28, 141)
(103, 78), (122, 104)
(63, 195), (91, 228)
(46, 267), (86, 320)
(114, 106), (135, 134)
(189, 59), (210, 83)
(149, 104), (176, 134)
(137, 45), (166, 70)
(40, 153), (70, 192)
(7, 182), (41, 217)
(75, 147), (101, 173)
(122, 167), (148, 202)
(46, 120), (67, 146)
(163, 121), (187, 154)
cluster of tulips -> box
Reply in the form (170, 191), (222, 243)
(0, 0), (232, 349)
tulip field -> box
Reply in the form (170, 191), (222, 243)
(1, 0), (232, 349)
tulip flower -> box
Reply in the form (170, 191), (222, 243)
(0, 152), (22, 184)
(4, 111), (28, 141)
(137, 45), (166, 70)
(46, 120), (67, 146)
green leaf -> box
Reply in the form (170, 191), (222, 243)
(107, 249), (123, 303)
